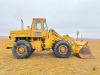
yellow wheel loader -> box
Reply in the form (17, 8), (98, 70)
(5, 18), (94, 59)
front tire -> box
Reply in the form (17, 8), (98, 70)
(12, 40), (32, 59)
(53, 40), (72, 58)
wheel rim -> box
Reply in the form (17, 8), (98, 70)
(58, 45), (68, 54)
(16, 45), (26, 54)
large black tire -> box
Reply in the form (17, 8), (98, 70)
(12, 40), (33, 59)
(53, 40), (72, 58)
(52, 41), (58, 51)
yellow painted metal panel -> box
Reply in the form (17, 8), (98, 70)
(10, 29), (31, 37)
(5, 41), (15, 49)
(30, 41), (42, 51)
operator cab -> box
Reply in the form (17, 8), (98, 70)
(31, 18), (48, 37)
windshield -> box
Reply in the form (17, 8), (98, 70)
(44, 22), (47, 31)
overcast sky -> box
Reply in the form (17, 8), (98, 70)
(0, 0), (100, 38)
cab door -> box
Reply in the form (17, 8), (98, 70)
(34, 20), (42, 37)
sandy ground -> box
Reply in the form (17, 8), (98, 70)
(0, 37), (100, 75)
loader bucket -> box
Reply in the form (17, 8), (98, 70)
(79, 45), (95, 59)
(62, 35), (94, 59)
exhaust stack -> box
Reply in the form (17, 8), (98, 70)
(21, 19), (24, 30)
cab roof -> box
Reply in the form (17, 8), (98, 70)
(33, 18), (46, 21)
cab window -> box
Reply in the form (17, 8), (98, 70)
(35, 20), (41, 30)
(44, 22), (47, 31)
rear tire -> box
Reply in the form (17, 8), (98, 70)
(53, 40), (72, 58)
(12, 40), (33, 59)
